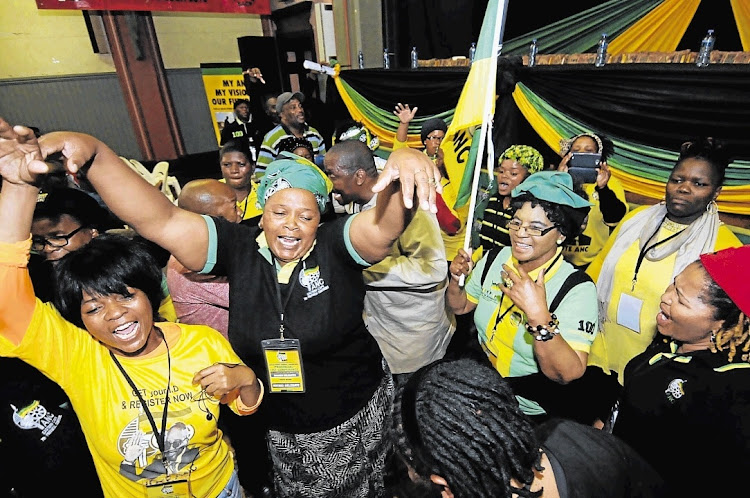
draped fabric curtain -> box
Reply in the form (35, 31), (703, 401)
(330, 0), (750, 217)
(333, 60), (750, 215)
(499, 0), (747, 56)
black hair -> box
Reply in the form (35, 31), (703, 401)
(33, 187), (116, 231)
(391, 358), (542, 498)
(327, 140), (377, 178)
(276, 136), (314, 158)
(676, 137), (729, 187)
(420, 118), (448, 144)
(53, 234), (164, 329)
(510, 193), (588, 240)
(233, 99), (250, 109)
(219, 140), (255, 165)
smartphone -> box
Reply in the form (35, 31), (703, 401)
(568, 152), (601, 184)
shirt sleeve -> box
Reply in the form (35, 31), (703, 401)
(0, 239), (37, 347)
(555, 280), (599, 353)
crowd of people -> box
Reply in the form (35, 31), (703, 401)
(1, 66), (749, 498)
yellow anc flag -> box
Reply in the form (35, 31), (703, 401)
(441, 0), (506, 210)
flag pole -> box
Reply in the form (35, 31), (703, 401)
(459, 0), (508, 286)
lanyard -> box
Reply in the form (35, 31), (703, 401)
(489, 252), (562, 341)
(110, 331), (172, 468)
(632, 216), (685, 290)
(272, 260), (300, 340)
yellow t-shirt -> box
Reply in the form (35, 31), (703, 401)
(587, 206), (742, 383)
(563, 178), (628, 267)
(0, 240), (258, 497)
(219, 178), (263, 221)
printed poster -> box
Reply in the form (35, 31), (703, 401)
(200, 63), (249, 146)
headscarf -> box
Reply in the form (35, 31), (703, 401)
(595, 203), (720, 330)
(256, 154), (333, 213)
(420, 118), (448, 143)
(276, 136), (314, 158)
(559, 133), (604, 156)
(500, 145), (545, 174)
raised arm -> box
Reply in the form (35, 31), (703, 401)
(393, 103), (417, 146)
(37, 132), (209, 271)
(0, 120), (44, 244)
(349, 147), (440, 264)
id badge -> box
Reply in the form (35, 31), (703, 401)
(617, 293), (643, 333)
(146, 473), (190, 498)
(261, 338), (306, 393)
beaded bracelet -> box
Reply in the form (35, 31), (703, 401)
(525, 314), (560, 342)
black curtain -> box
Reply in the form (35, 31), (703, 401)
(332, 60), (750, 163)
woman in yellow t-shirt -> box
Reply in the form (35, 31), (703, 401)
(0, 122), (263, 497)
(557, 132), (628, 269)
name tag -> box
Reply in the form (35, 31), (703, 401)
(617, 293), (642, 333)
(261, 338), (306, 393)
(146, 474), (190, 498)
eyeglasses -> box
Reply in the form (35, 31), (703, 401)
(507, 220), (559, 237)
(425, 134), (444, 141)
(31, 226), (85, 252)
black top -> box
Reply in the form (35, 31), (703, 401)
(478, 195), (513, 252)
(211, 216), (385, 433)
(612, 341), (750, 497)
(0, 358), (103, 497)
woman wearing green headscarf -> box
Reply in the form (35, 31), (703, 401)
(477, 145), (545, 252)
(0, 118), (441, 498)
(448, 171), (598, 423)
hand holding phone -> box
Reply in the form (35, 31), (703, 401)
(568, 152), (601, 184)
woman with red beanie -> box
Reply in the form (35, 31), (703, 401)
(608, 244), (750, 497)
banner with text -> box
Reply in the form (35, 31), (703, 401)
(201, 63), (249, 145)
(36, 0), (270, 15)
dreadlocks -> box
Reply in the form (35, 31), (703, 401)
(700, 261), (750, 362)
(391, 358), (543, 498)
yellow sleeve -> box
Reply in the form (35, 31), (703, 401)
(0, 239), (37, 346)
(392, 136), (410, 151)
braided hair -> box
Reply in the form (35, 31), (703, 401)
(391, 358), (543, 498)
(699, 261), (750, 362)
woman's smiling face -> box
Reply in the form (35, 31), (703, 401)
(509, 202), (561, 271)
(80, 286), (161, 357)
(259, 188), (321, 264)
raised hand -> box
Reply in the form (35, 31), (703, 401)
(0, 118), (49, 185)
(499, 263), (549, 321)
(393, 103), (418, 124)
(595, 161), (612, 189)
(371, 147), (441, 212)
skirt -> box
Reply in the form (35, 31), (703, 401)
(267, 374), (394, 498)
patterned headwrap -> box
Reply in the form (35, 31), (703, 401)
(500, 145), (545, 173)
(559, 133), (604, 157)
(256, 153), (333, 213)
(333, 123), (380, 151)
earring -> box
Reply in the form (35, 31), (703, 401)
(706, 200), (718, 215)
(710, 330), (717, 345)
(557, 239), (564, 245)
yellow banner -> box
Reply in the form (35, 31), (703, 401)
(200, 64), (249, 145)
